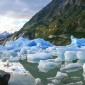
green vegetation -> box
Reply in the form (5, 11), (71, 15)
(23, 6), (85, 45)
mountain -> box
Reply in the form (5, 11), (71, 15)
(2, 0), (85, 45)
(0, 31), (12, 44)
(0, 31), (11, 39)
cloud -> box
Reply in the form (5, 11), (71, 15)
(0, 0), (51, 33)
(0, 0), (52, 20)
(0, 16), (28, 33)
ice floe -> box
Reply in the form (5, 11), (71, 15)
(38, 57), (62, 72)
(34, 78), (41, 85)
(64, 51), (77, 61)
(27, 52), (53, 63)
(76, 51), (85, 60)
(60, 63), (82, 72)
(1, 36), (85, 84)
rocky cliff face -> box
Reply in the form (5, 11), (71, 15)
(2, 0), (85, 45)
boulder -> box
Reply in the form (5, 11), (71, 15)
(0, 70), (10, 85)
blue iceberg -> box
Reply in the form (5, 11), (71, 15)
(68, 36), (85, 47)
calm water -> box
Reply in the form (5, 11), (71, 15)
(20, 59), (85, 85)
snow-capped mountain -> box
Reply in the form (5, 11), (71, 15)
(0, 31), (11, 39)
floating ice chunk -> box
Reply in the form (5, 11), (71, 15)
(5, 40), (20, 50)
(55, 57), (63, 63)
(52, 79), (60, 84)
(9, 56), (20, 62)
(55, 71), (68, 79)
(1, 57), (9, 62)
(76, 51), (85, 60)
(5, 37), (30, 50)
(27, 52), (52, 63)
(0, 45), (6, 50)
(20, 48), (27, 55)
(38, 57), (62, 72)
(46, 46), (57, 52)
(83, 63), (85, 74)
(28, 41), (37, 47)
(20, 54), (27, 60)
(34, 78), (41, 85)
(45, 46), (58, 56)
(5, 37), (52, 50)
(29, 46), (42, 53)
(77, 60), (85, 65)
(64, 51), (77, 61)
(68, 35), (85, 47)
(47, 83), (55, 85)
(15, 37), (30, 46)
(32, 38), (52, 48)
(66, 81), (83, 85)
(13, 48), (21, 52)
(56, 49), (65, 59)
(9, 50), (17, 57)
(38, 58), (62, 73)
(50, 51), (57, 56)
(17, 48), (27, 59)
(1, 51), (10, 58)
(64, 61), (74, 65)
(38, 60), (58, 72)
(60, 63), (82, 72)
(56, 47), (81, 59)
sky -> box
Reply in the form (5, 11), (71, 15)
(0, 0), (51, 33)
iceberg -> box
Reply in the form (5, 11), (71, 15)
(47, 83), (55, 85)
(9, 50), (17, 57)
(45, 46), (57, 52)
(76, 51), (85, 60)
(64, 51), (77, 61)
(5, 40), (18, 50)
(5, 37), (52, 51)
(38, 60), (57, 72)
(68, 36), (85, 47)
(1, 51), (10, 58)
(15, 37), (30, 46)
(27, 46), (42, 54)
(38, 58), (62, 72)
(34, 78), (41, 85)
(27, 52), (52, 63)
(9, 56), (20, 62)
(28, 41), (37, 47)
(83, 63), (85, 74)
(66, 81), (83, 85)
(5, 37), (30, 50)
(55, 71), (68, 80)
(50, 72), (68, 84)
(60, 63), (82, 72)
(52, 79), (60, 84)
(32, 38), (52, 48)
(55, 57), (62, 63)
(45, 46), (58, 56)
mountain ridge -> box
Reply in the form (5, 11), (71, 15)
(1, 0), (85, 45)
